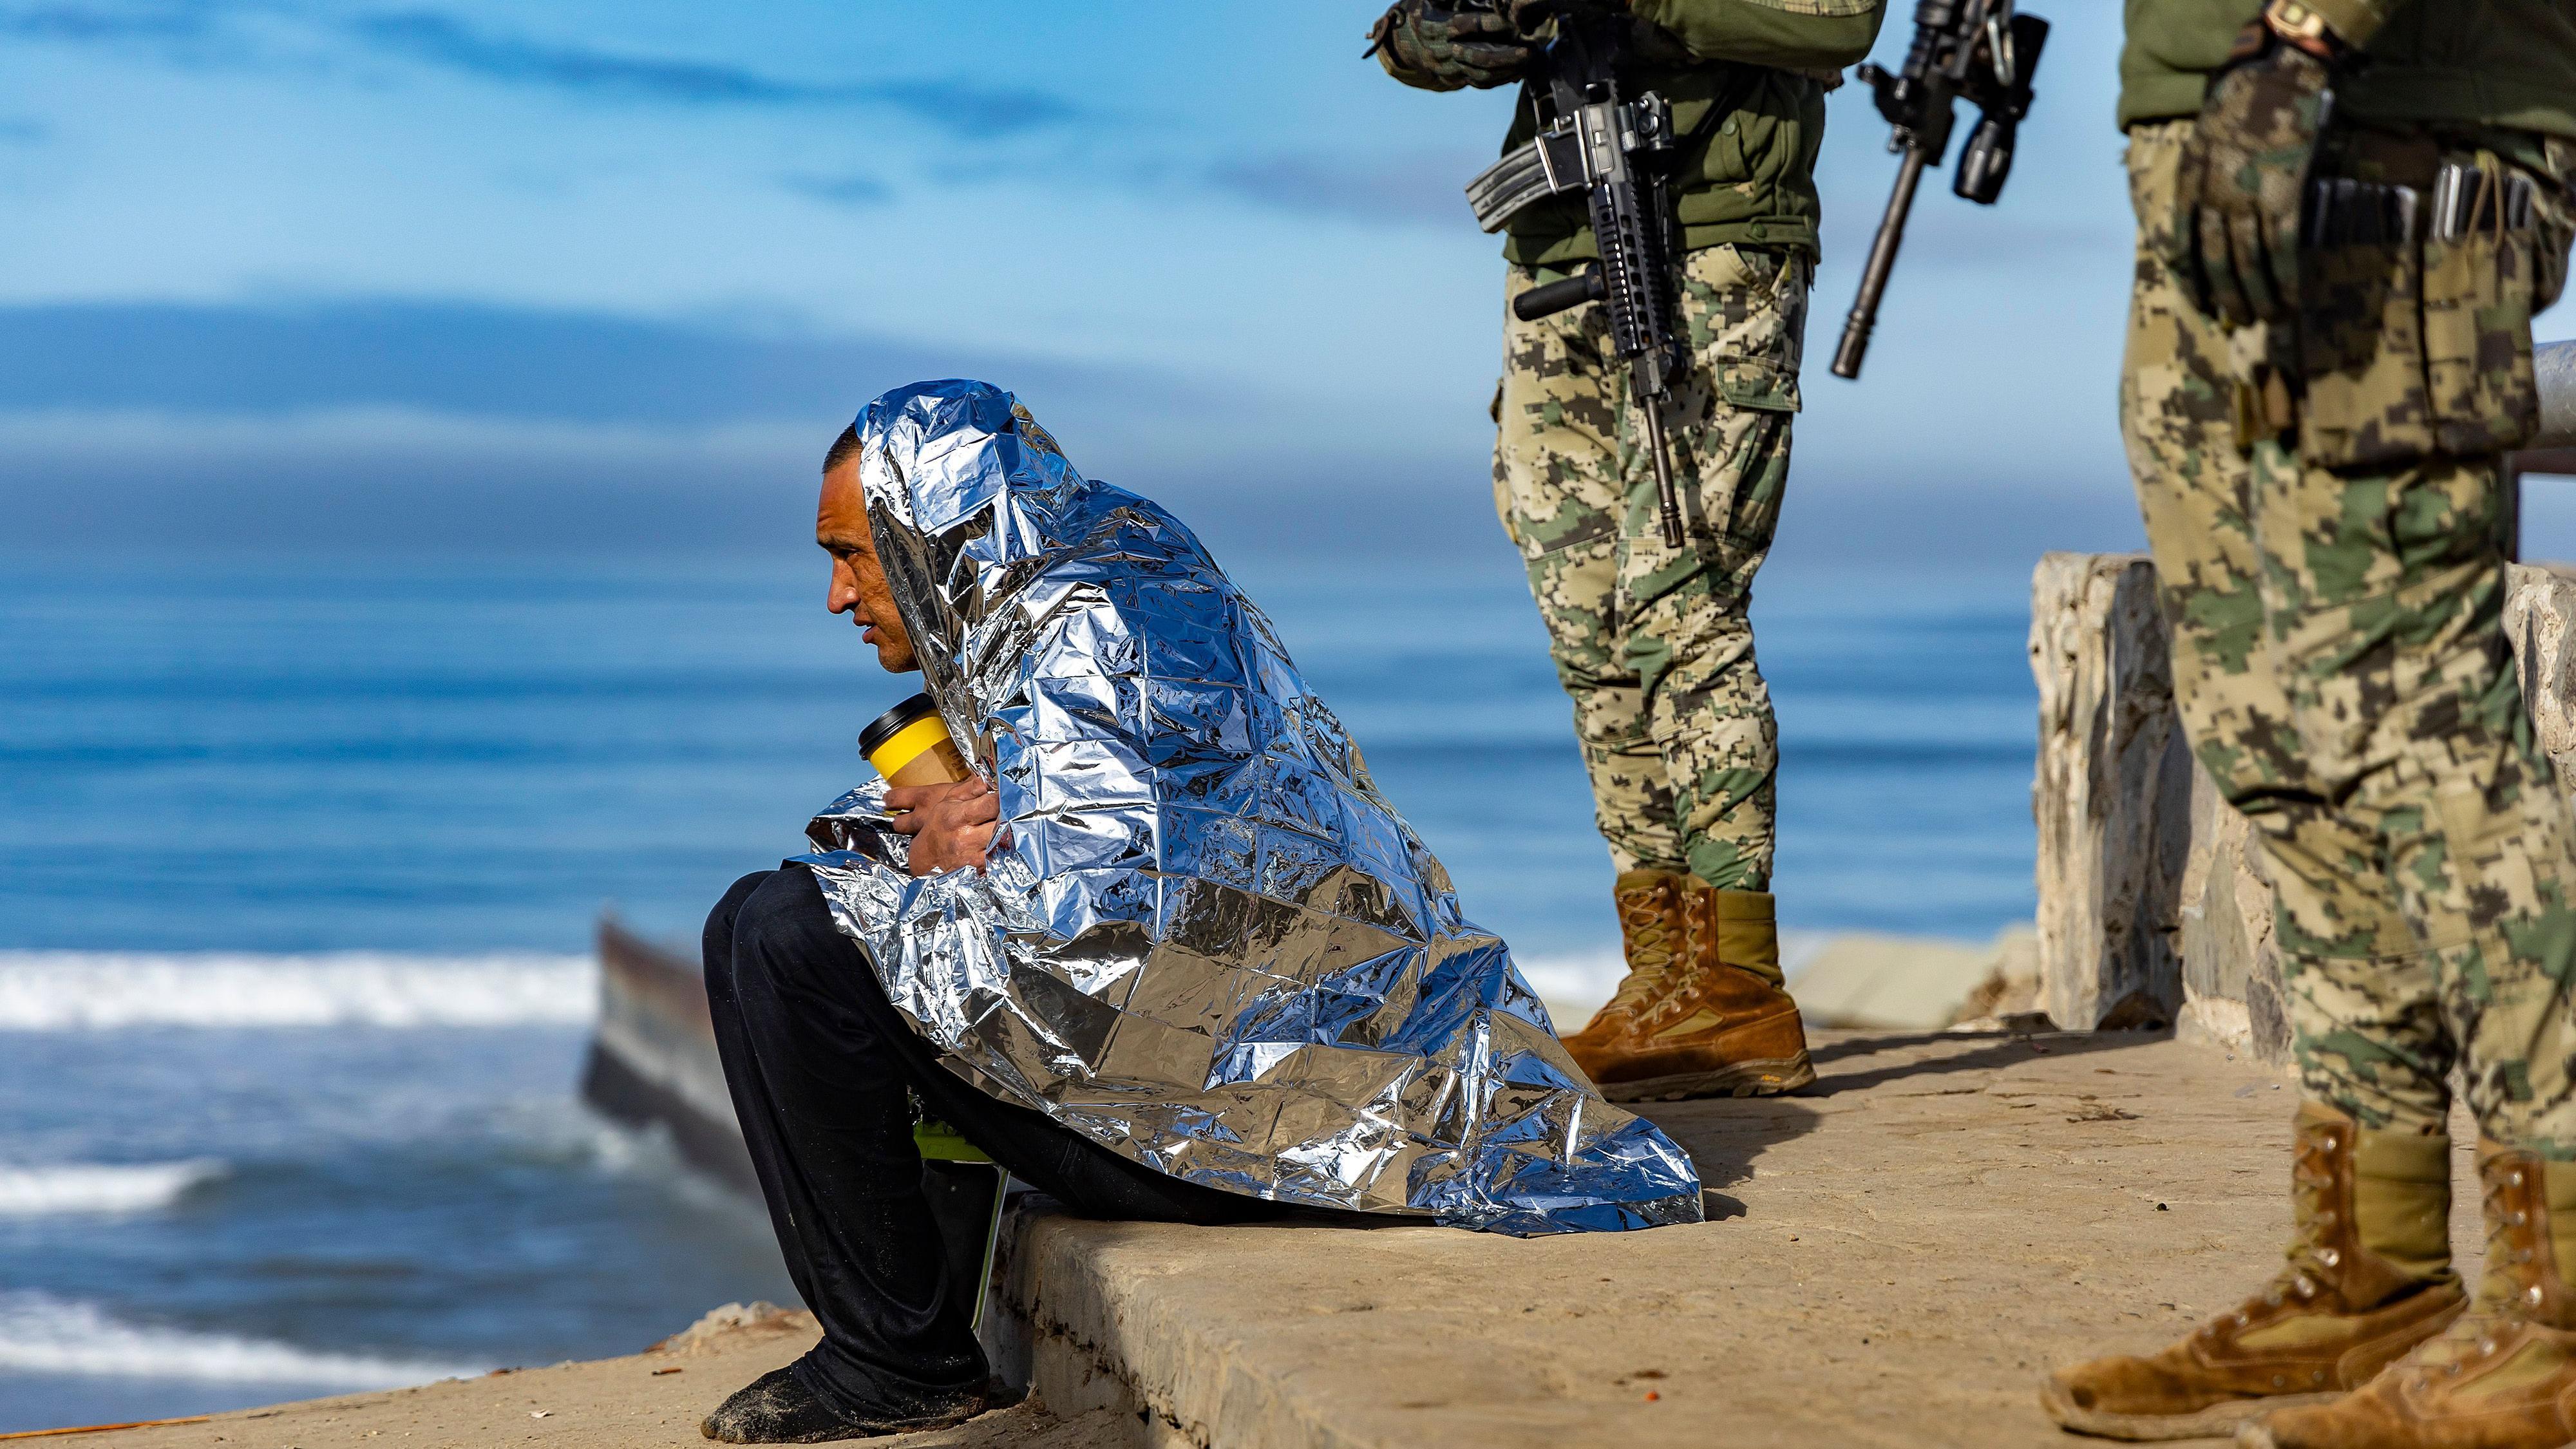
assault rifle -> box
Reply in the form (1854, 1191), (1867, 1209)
(1831, 0), (2049, 379)
(1461, 2), (1690, 547)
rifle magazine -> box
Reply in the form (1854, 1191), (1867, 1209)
(1465, 130), (1580, 233)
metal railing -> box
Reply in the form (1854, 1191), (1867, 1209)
(2532, 339), (2576, 463)
(2508, 339), (2575, 558)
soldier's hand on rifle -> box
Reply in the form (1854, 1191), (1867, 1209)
(2168, 0), (2349, 327)
(1369, 0), (1536, 91)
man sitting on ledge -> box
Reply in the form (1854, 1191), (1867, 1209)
(699, 381), (1704, 1443)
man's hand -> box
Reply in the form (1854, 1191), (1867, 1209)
(1370, 0), (1534, 91)
(2168, 9), (2343, 326)
(886, 777), (1000, 878)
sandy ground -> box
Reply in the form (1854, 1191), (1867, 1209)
(50, 1028), (2463, 1448)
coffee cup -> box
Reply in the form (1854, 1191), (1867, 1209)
(860, 693), (972, 787)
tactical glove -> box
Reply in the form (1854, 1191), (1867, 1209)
(1370, 0), (1535, 91)
(2168, 11), (2343, 326)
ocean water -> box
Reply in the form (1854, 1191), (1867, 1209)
(0, 550), (2038, 1432)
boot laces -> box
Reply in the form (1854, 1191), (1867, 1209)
(2393, 1164), (2533, 1387)
(2458, 1157), (2552, 1323)
(2201, 1127), (2345, 1334)
(1606, 889), (1680, 1012)
(2274, 1125), (2346, 1290)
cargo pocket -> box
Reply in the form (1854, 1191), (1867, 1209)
(1713, 357), (1800, 414)
(2418, 220), (2541, 458)
(1685, 244), (1807, 414)
(1679, 368), (1795, 581)
(2298, 151), (2571, 469)
(2294, 232), (2432, 470)
(2418, 146), (2573, 457)
(1672, 246), (1804, 578)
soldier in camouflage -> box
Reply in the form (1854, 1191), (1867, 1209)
(2046, 2), (2576, 1444)
(1371, 0), (1882, 1102)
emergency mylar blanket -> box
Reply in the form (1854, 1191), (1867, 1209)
(795, 379), (1702, 1234)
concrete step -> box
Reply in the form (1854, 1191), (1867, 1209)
(994, 1029), (2344, 1449)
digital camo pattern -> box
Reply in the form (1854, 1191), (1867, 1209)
(2297, 129), (2576, 469)
(2125, 118), (2576, 1155)
(795, 381), (1703, 1234)
(2166, 41), (2333, 325)
(1492, 242), (1807, 896)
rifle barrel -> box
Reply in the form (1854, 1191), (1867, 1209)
(1831, 147), (1930, 381)
(1642, 395), (1684, 549)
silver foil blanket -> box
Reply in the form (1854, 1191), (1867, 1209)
(794, 379), (1701, 1234)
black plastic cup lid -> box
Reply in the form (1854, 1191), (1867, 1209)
(860, 693), (940, 757)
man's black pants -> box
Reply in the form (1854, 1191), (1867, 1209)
(703, 866), (1296, 1418)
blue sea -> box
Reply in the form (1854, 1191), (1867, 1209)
(0, 549), (2038, 1433)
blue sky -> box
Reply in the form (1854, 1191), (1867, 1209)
(2, 1), (2564, 566)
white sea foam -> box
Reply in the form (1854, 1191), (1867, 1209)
(0, 952), (596, 1030)
(0, 1292), (482, 1386)
(1515, 951), (1625, 1017)
(0, 1160), (227, 1216)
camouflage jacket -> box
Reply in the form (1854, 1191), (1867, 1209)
(2120, 0), (2576, 139)
(1382, 0), (1888, 265)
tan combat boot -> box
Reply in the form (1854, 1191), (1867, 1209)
(1572, 884), (1814, 1102)
(2241, 1139), (2576, 1449)
(1562, 869), (1689, 1066)
(2041, 1104), (2462, 1441)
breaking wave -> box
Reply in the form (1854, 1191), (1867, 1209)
(0, 1160), (227, 1216)
(0, 1292), (482, 1385)
(0, 952), (596, 1030)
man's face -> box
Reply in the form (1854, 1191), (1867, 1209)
(818, 459), (918, 674)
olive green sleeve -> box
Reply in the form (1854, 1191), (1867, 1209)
(2300, 0), (2400, 46)
(1629, 0), (1889, 70)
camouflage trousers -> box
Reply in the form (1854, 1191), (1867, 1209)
(2124, 117), (2576, 1153)
(1493, 243), (1808, 896)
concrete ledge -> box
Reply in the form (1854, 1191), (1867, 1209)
(983, 1030), (2436, 1449)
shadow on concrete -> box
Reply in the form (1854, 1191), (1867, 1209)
(1804, 1029), (2174, 1096)
(1632, 1030), (2183, 1195)
(1639, 1097), (1823, 1193)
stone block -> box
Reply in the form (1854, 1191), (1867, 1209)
(2174, 766), (2290, 1062)
(2506, 562), (2576, 800)
(2033, 555), (2576, 1065)
(2029, 553), (2193, 1031)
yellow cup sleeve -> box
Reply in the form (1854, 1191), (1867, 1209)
(866, 715), (953, 779)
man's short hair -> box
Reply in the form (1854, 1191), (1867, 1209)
(822, 422), (862, 477)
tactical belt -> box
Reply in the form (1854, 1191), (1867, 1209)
(2305, 160), (2537, 247)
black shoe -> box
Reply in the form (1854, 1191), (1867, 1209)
(699, 1365), (993, 1444)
